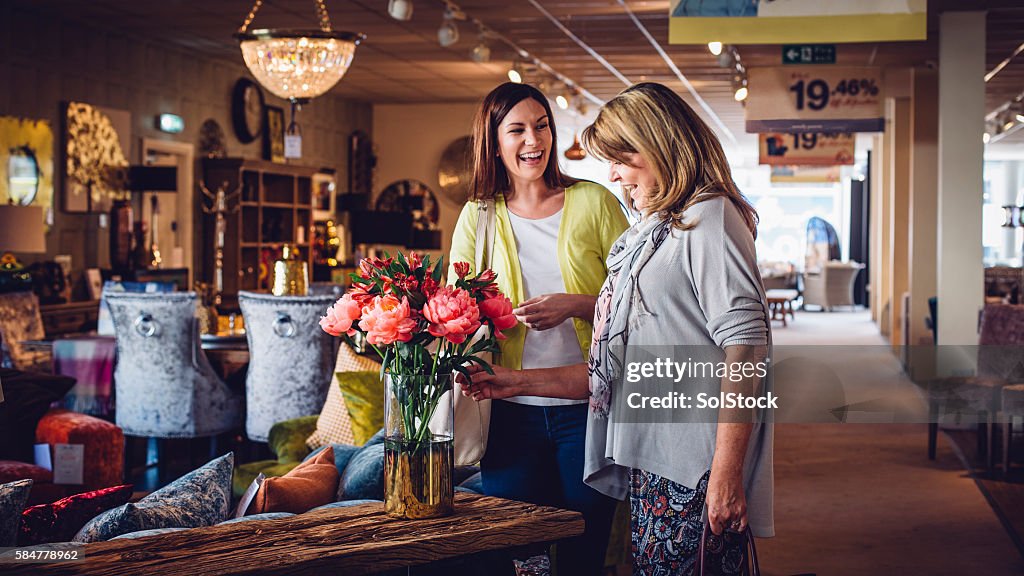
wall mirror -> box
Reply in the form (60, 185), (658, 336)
(7, 146), (40, 205)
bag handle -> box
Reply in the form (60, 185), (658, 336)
(695, 521), (760, 576)
(475, 199), (496, 273)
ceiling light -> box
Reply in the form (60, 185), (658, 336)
(734, 84), (748, 102)
(387, 0), (413, 21)
(556, 91), (569, 110)
(708, 41), (723, 56)
(983, 133), (991, 144)
(470, 32), (490, 63)
(508, 60), (523, 83)
(438, 9), (459, 47)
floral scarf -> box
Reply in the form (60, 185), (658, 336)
(588, 216), (672, 417)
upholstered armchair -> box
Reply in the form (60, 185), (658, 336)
(105, 292), (241, 438)
(238, 292), (338, 442)
(0, 291), (50, 372)
(802, 261), (865, 311)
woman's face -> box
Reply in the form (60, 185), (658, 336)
(608, 153), (656, 211)
(496, 98), (552, 186)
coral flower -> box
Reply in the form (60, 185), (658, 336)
(479, 295), (518, 338)
(423, 286), (481, 344)
(319, 294), (362, 337)
(359, 295), (418, 345)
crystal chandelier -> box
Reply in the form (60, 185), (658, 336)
(236, 0), (363, 104)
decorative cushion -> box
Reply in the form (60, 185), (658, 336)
(19, 484), (133, 546)
(233, 461), (299, 499)
(111, 527), (190, 540)
(269, 415), (319, 463)
(250, 447), (339, 515)
(337, 441), (385, 501)
(0, 461), (53, 484)
(0, 479), (33, 546)
(304, 443), (361, 473)
(0, 368), (76, 462)
(218, 512), (295, 525)
(337, 371), (385, 445)
(458, 472), (483, 494)
(73, 453), (234, 543)
(309, 499), (382, 512)
(36, 409), (125, 491)
(306, 344), (381, 449)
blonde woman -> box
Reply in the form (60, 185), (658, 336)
(449, 82), (627, 576)
(465, 82), (773, 575)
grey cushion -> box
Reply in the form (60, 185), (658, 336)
(218, 512), (295, 525)
(111, 527), (190, 540)
(0, 479), (33, 546)
(73, 453), (234, 543)
(337, 442), (385, 501)
(458, 472), (483, 494)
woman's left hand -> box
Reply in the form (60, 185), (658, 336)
(513, 293), (593, 330)
(706, 466), (747, 535)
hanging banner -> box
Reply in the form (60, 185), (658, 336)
(669, 0), (926, 44)
(770, 165), (842, 184)
(759, 133), (855, 166)
(746, 66), (884, 133)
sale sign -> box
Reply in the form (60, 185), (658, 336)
(746, 66), (884, 133)
(759, 133), (855, 166)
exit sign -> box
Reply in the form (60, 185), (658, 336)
(783, 44), (836, 65)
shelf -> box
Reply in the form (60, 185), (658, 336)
(241, 242), (310, 248)
(261, 202), (296, 209)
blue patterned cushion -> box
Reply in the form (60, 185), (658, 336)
(218, 512), (294, 525)
(310, 499), (381, 512)
(337, 442), (385, 501)
(110, 527), (190, 540)
(73, 453), (234, 543)
(458, 472), (483, 494)
(0, 479), (33, 546)
(304, 443), (360, 473)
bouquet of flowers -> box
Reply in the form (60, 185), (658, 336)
(319, 252), (517, 450)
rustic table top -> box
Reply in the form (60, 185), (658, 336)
(4, 493), (584, 575)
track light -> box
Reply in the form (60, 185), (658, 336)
(438, 8), (459, 47)
(708, 41), (723, 56)
(470, 30), (490, 62)
(983, 133), (991, 144)
(508, 60), (523, 83)
(387, 0), (413, 21)
(556, 87), (570, 110)
(734, 85), (748, 102)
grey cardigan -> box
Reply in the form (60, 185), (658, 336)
(584, 196), (775, 537)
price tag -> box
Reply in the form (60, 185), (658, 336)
(52, 444), (84, 485)
(284, 134), (302, 159)
(759, 132), (855, 166)
(746, 66), (883, 133)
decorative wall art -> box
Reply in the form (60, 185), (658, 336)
(63, 102), (130, 213)
(264, 106), (285, 164)
(0, 116), (54, 219)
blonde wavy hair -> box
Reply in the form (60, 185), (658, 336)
(581, 82), (757, 237)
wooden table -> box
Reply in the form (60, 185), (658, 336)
(4, 493), (583, 575)
(766, 288), (798, 327)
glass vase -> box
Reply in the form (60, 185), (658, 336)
(383, 373), (454, 519)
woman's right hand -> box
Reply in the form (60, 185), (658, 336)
(457, 364), (521, 400)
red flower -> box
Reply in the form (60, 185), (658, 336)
(407, 251), (423, 271)
(359, 295), (417, 345)
(479, 295), (517, 337)
(349, 282), (376, 307)
(476, 269), (497, 283)
(453, 262), (471, 279)
(358, 259), (375, 279)
(422, 286), (481, 344)
(421, 276), (440, 299)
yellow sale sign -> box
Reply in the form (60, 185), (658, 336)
(746, 66), (884, 133)
(759, 133), (855, 166)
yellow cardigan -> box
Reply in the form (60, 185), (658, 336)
(448, 181), (629, 370)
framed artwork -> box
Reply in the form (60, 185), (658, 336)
(63, 102), (131, 213)
(0, 116), (54, 218)
(264, 106), (285, 163)
(312, 170), (336, 221)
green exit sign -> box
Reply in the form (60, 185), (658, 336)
(783, 44), (836, 65)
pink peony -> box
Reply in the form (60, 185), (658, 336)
(479, 295), (518, 337)
(320, 294), (362, 337)
(423, 286), (481, 344)
(359, 295), (418, 345)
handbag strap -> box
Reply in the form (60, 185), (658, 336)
(475, 199), (496, 272)
(695, 521), (760, 576)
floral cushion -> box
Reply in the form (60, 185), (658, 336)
(0, 479), (33, 546)
(73, 453), (233, 543)
(336, 432), (385, 501)
(19, 484), (133, 546)
(306, 344), (381, 449)
(250, 447), (339, 515)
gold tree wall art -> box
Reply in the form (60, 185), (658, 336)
(64, 102), (129, 213)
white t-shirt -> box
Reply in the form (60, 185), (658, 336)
(506, 208), (586, 406)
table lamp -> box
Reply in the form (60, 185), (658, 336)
(0, 204), (46, 292)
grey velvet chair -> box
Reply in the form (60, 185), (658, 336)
(106, 292), (242, 439)
(238, 292), (338, 442)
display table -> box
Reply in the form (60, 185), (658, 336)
(6, 493), (583, 575)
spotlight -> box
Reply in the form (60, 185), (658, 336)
(508, 60), (523, 83)
(717, 50), (735, 68)
(708, 41), (723, 56)
(387, 0), (413, 21)
(470, 36), (490, 62)
(734, 82), (748, 102)
(983, 133), (991, 144)
(438, 9), (459, 47)
(556, 94), (569, 110)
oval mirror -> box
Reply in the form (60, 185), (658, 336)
(7, 146), (40, 205)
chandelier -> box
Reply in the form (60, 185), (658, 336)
(235, 0), (363, 105)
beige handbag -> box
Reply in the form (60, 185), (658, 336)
(452, 199), (496, 466)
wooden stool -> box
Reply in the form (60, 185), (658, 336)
(766, 289), (798, 326)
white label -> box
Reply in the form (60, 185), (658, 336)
(284, 135), (302, 159)
(53, 444), (85, 485)
(234, 473), (265, 517)
(34, 444), (52, 471)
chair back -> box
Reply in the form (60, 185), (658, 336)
(238, 291), (338, 442)
(0, 291), (47, 371)
(977, 304), (1024, 381)
(106, 292), (239, 438)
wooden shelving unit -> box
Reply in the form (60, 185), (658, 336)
(201, 158), (316, 309)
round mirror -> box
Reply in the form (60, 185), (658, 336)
(7, 146), (40, 205)
(437, 136), (473, 205)
(376, 179), (440, 230)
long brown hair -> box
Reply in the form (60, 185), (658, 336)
(581, 82), (758, 237)
(470, 82), (576, 200)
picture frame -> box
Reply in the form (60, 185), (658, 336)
(264, 105), (285, 164)
(312, 170), (337, 221)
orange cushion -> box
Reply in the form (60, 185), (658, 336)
(249, 447), (339, 515)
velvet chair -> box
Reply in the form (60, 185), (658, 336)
(0, 291), (50, 372)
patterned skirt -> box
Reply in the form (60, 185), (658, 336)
(629, 468), (749, 576)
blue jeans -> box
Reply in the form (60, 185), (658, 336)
(482, 400), (617, 576)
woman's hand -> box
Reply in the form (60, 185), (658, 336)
(706, 465), (747, 535)
(513, 293), (597, 330)
(456, 364), (521, 400)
